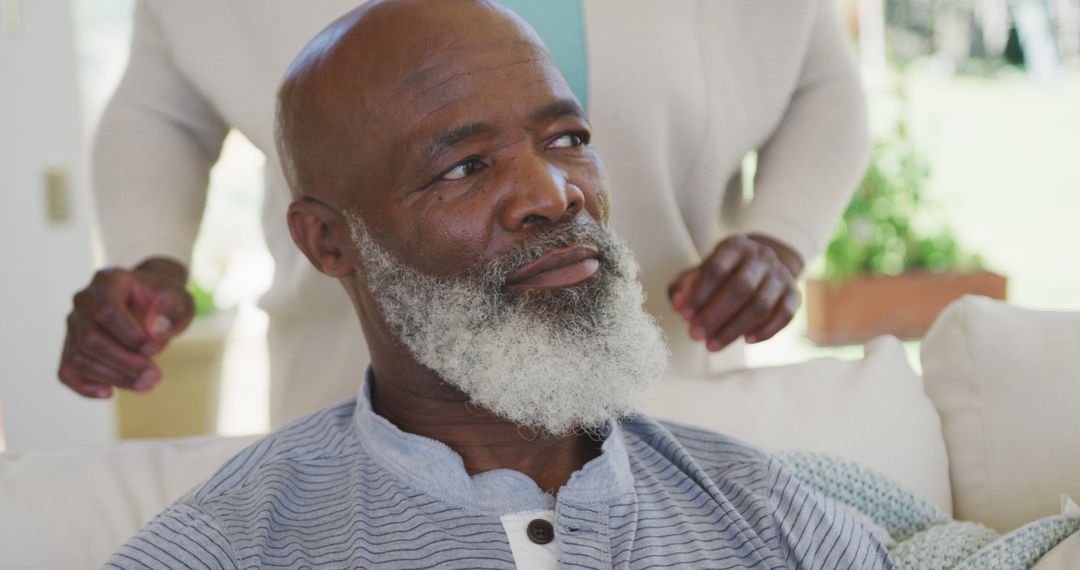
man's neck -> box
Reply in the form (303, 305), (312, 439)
(368, 363), (602, 494)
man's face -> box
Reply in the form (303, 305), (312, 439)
(342, 30), (608, 288)
(284, 4), (668, 434)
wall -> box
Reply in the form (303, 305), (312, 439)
(0, 0), (113, 451)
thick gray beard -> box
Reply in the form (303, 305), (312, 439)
(345, 214), (669, 436)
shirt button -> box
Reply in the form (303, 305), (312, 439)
(526, 518), (555, 545)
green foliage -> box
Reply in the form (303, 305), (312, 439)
(824, 119), (982, 282)
(188, 280), (218, 317)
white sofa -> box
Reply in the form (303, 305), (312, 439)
(2, 296), (1078, 569)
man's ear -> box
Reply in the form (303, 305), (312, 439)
(286, 199), (355, 278)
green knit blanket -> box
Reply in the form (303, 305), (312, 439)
(778, 452), (1080, 570)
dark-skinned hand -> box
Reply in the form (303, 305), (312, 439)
(58, 257), (194, 398)
(669, 234), (804, 352)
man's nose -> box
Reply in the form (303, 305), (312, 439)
(498, 157), (585, 231)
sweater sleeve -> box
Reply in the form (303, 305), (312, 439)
(92, 0), (229, 269)
(737, 0), (870, 265)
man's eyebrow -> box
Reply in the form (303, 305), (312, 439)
(420, 99), (586, 163)
(423, 122), (492, 163)
(531, 99), (587, 123)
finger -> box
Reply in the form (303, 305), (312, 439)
(85, 275), (150, 350)
(77, 325), (159, 383)
(139, 291), (195, 357)
(686, 242), (748, 313)
(746, 288), (801, 344)
(144, 289), (195, 341)
(58, 338), (114, 399)
(689, 257), (768, 341)
(68, 349), (144, 390)
(70, 311), (150, 381)
(668, 268), (701, 318)
(58, 365), (113, 399)
(707, 273), (786, 351)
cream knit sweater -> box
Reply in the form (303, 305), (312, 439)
(94, 0), (868, 425)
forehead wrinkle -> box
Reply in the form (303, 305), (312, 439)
(421, 121), (493, 164)
(406, 56), (538, 89)
(403, 57), (541, 109)
(402, 53), (569, 134)
(412, 91), (482, 128)
(400, 57), (561, 163)
(400, 36), (543, 86)
(530, 99), (587, 124)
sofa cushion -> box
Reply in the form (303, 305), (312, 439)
(646, 335), (953, 515)
(0, 434), (257, 569)
(921, 296), (1080, 532)
(1032, 530), (1080, 570)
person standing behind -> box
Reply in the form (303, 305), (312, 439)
(59, 0), (868, 427)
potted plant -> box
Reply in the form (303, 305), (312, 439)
(805, 115), (1006, 346)
(116, 280), (236, 438)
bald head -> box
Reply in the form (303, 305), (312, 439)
(275, 0), (563, 202)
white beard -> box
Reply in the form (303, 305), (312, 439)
(347, 215), (669, 436)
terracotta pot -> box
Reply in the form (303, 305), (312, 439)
(116, 309), (236, 439)
(806, 271), (1007, 346)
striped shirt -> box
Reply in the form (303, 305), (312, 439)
(107, 372), (892, 569)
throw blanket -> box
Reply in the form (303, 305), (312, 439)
(779, 453), (1080, 570)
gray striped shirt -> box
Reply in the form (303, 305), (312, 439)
(107, 373), (892, 569)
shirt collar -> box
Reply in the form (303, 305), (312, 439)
(352, 368), (634, 514)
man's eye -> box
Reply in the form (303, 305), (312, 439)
(549, 132), (588, 149)
(440, 158), (485, 181)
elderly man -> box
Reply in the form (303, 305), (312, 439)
(107, 2), (888, 568)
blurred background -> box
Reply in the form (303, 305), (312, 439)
(1, 0), (1078, 452)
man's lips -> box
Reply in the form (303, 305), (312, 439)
(505, 245), (601, 290)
